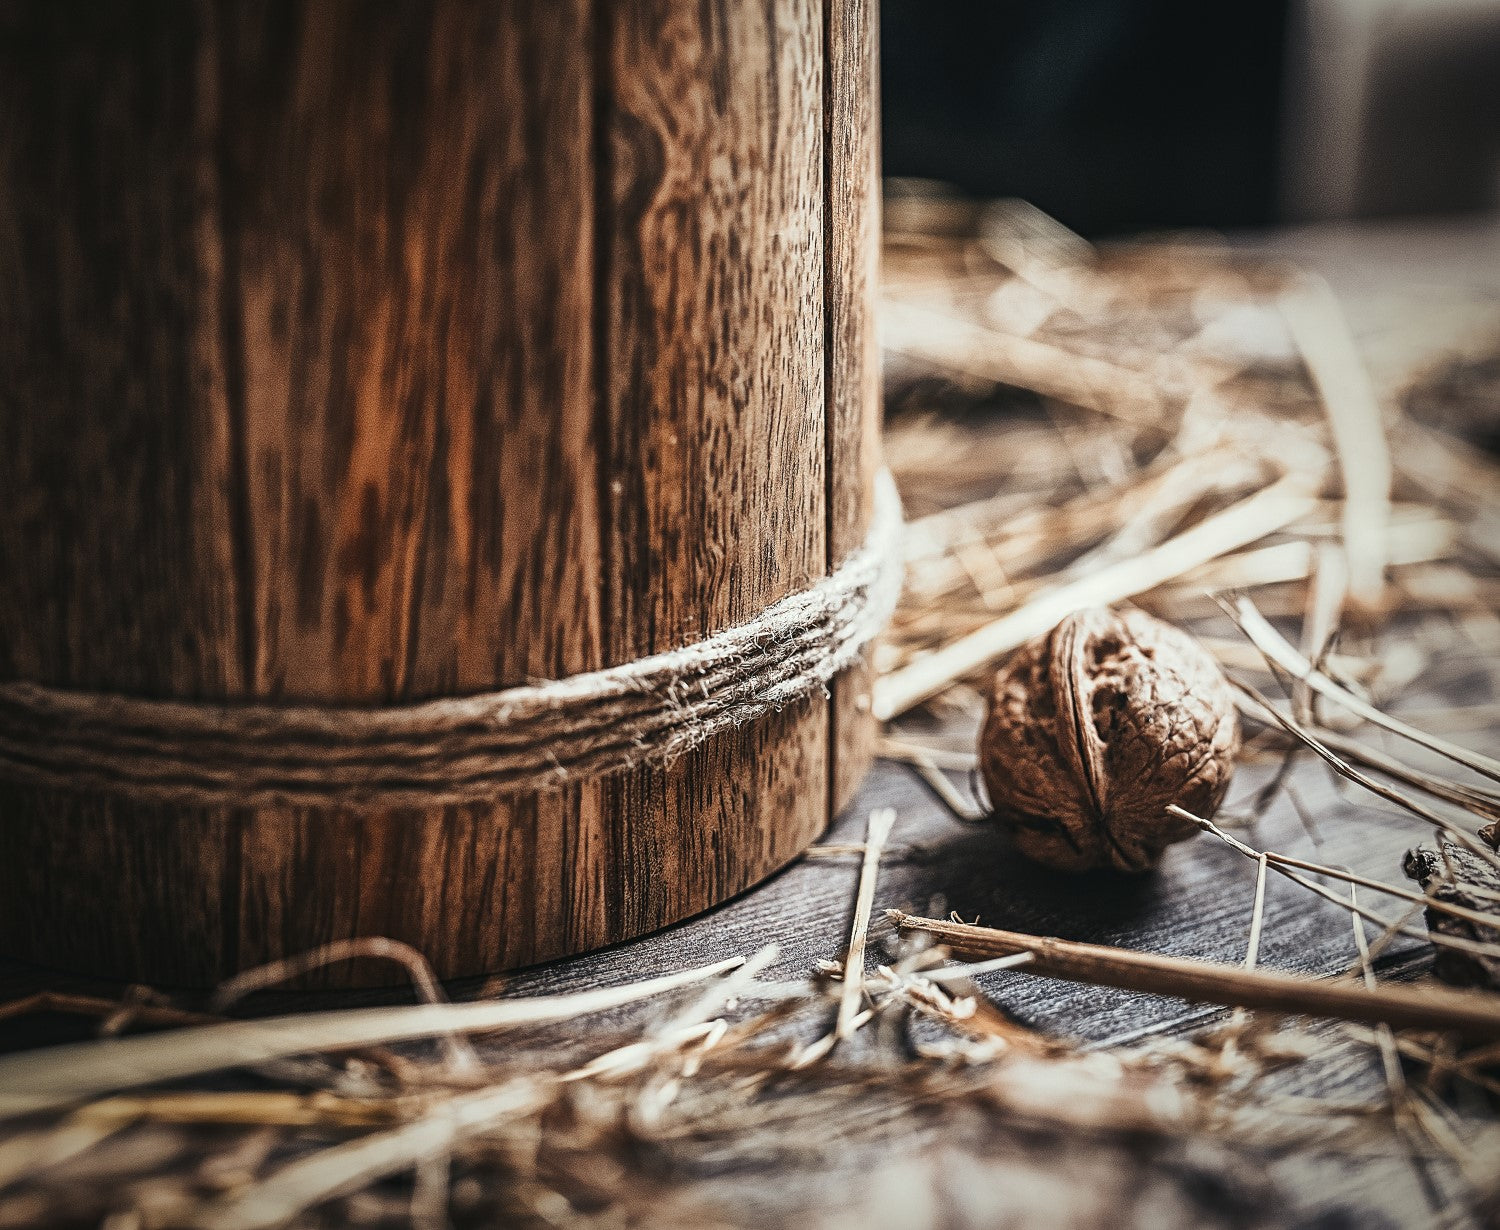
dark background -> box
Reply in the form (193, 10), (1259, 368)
(880, 0), (1289, 237)
(879, 0), (1500, 238)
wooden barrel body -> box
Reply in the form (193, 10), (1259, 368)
(0, 1), (882, 985)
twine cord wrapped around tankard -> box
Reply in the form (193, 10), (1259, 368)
(0, 472), (903, 809)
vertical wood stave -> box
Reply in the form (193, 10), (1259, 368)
(0, 2), (247, 981)
(215, 0), (611, 984)
(826, 0), (884, 810)
(595, 0), (831, 959)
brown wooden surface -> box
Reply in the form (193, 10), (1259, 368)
(0, 2), (252, 985)
(0, 0), (881, 985)
(826, 0), (883, 811)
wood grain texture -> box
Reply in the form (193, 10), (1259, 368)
(826, 0), (883, 811)
(217, 0), (610, 985)
(0, 2), (246, 984)
(0, 2), (244, 699)
(602, 0), (826, 656)
(0, 0), (881, 984)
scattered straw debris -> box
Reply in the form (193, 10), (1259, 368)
(874, 190), (1500, 1223)
(0, 890), (1471, 1230)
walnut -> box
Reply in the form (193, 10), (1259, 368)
(979, 607), (1240, 873)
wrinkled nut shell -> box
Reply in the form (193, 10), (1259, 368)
(979, 607), (1240, 873)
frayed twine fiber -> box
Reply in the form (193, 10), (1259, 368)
(0, 471), (903, 810)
